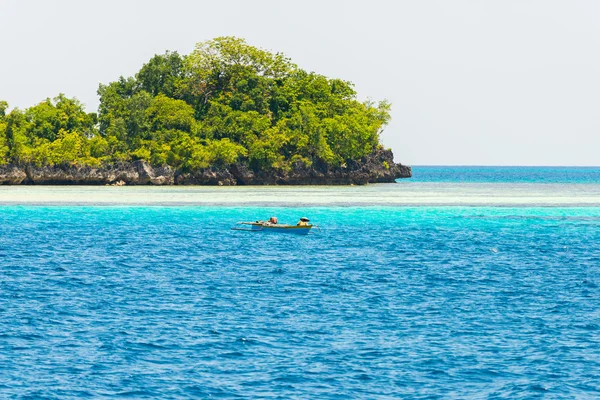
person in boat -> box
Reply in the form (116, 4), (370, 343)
(297, 217), (310, 226)
(268, 216), (278, 224)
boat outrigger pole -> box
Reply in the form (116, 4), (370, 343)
(231, 220), (314, 235)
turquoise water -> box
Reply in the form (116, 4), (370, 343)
(1, 169), (600, 398)
(411, 166), (600, 183)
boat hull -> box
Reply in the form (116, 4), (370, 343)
(252, 224), (312, 235)
(232, 222), (313, 235)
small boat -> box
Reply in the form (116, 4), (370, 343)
(231, 217), (314, 235)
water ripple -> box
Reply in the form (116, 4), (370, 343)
(0, 206), (598, 398)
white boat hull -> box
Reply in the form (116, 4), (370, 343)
(233, 222), (313, 235)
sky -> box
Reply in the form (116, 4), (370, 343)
(1, 0), (599, 166)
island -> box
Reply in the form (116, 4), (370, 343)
(0, 37), (411, 185)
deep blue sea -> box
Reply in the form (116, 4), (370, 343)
(1, 167), (600, 398)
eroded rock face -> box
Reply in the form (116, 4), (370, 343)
(0, 165), (28, 184)
(14, 161), (175, 185)
(0, 149), (411, 185)
(25, 164), (113, 185)
(133, 161), (174, 185)
(175, 168), (236, 186)
(229, 148), (412, 185)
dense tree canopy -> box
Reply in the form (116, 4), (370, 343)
(0, 37), (391, 170)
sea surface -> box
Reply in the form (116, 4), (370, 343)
(1, 167), (599, 398)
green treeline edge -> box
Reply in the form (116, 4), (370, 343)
(0, 37), (391, 171)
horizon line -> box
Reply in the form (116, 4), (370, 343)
(409, 165), (600, 168)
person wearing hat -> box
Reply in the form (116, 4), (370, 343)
(297, 217), (310, 226)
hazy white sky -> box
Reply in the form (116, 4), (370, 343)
(1, 0), (599, 165)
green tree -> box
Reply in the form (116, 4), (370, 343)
(4, 109), (32, 163)
(90, 36), (392, 171)
(146, 94), (196, 134)
(0, 101), (8, 119)
(180, 37), (296, 118)
(0, 102), (9, 164)
(24, 95), (96, 142)
(137, 51), (184, 97)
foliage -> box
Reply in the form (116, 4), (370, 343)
(0, 102), (9, 164)
(0, 37), (391, 170)
(1, 97), (100, 166)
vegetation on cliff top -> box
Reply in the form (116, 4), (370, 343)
(0, 37), (391, 171)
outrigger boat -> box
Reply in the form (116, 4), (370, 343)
(231, 217), (314, 235)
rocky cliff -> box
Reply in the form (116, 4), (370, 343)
(0, 149), (411, 185)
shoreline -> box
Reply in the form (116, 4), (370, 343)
(0, 150), (412, 186)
